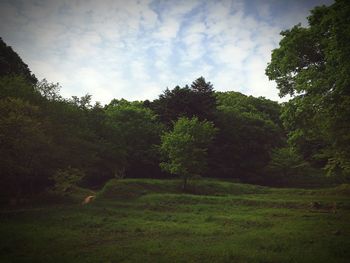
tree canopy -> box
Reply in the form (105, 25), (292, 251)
(149, 77), (217, 125)
(160, 117), (217, 190)
(266, 0), (350, 178)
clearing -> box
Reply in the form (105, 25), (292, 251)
(1, 179), (349, 262)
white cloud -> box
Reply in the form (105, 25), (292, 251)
(154, 18), (181, 40)
(0, 0), (333, 104)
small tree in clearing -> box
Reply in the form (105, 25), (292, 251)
(160, 117), (217, 190)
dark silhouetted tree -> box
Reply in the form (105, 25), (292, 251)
(0, 38), (37, 84)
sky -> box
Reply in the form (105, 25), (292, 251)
(0, 0), (334, 104)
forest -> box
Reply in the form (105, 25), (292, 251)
(1, 0), (350, 201)
(0, 1), (350, 262)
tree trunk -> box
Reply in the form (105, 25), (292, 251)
(182, 177), (187, 192)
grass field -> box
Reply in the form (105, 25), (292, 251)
(1, 179), (350, 262)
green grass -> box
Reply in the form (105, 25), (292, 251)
(1, 179), (349, 262)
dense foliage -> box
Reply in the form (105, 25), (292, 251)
(147, 77), (216, 125)
(0, 38), (37, 84)
(266, 0), (350, 179)
(160, 117), (217, 190)
(1, 0), (349, 202)
(208, 92), (284, 183)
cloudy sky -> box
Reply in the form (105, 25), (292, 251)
(0, 0), (333, 104)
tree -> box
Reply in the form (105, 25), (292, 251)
(209, 91), (284, 182)
(265, 0), (350, 178)
(105, 99), (164, 178)
(35, 79), (62, 101)
(0, 76), (42, 103)
(149, 77), (217, 126)
(51, 167), (84, 193)
(280, 97), (328, 167)
(190, 77), (217, 121)
(0, 97), (51, 200)
(266, 147), (311, 185)
(149, 86), (194, 125)
(160, 117), (217, 190)
(0, 38), (37, 84)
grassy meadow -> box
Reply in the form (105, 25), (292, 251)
(1, 179), (350, 263)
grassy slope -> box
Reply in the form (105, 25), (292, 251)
(0, 179), (349, 263)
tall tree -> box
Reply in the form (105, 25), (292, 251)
(266, 0), (350, 177)
(190, 77), (217, 121)
(149, 86), (194, 125)
(149, 77), (217, 126)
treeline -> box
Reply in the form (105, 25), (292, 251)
(0, 38), (283, 199)
(1, 0), (349, 201)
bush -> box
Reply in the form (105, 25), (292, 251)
(51, 167), (84, 193)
